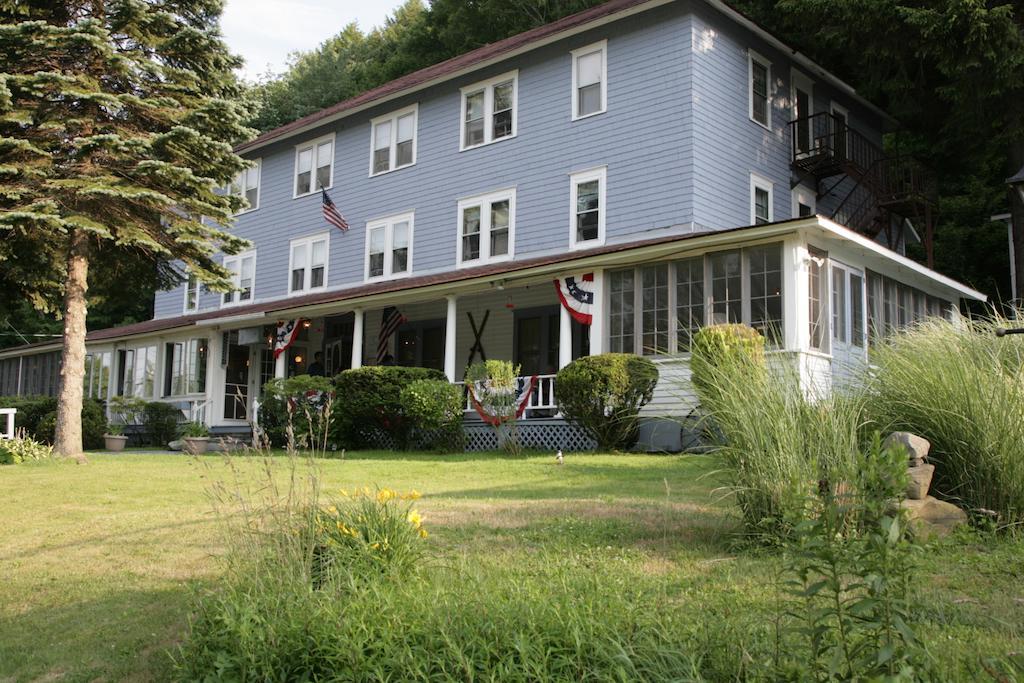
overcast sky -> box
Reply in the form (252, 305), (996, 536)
(221, 0), (407, 81)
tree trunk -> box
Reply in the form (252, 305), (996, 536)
(54, 230), (90, 462)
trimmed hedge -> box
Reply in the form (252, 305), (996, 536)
(400, 379), (464, 451)
(554, 354), (658, 451)
(0, 396), (106, 449)
(142, 401), (181, 448)
(331, 366), (446, 450)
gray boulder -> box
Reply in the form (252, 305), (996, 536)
(884, 431), (931, 467)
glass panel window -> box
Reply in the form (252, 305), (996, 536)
(184, 273), (200, 312)
(222, 251), (256, 306)
(366, 213), (413, 280)
(709, 250), (742, 324)
(832, 266), (847, 342)
(289, 234), (329, 293)
(675, 257), (704, 352)
(164, 338), (208, 397)
(576, 51), (603, 117)
(370, 107), (417, 175)
(748, 245), (783, 346)
(749, 52), (769, 126)
(457, 190), (515, 265)
(295, 137), (333, 196)
(809, 249), (827, 351)
(227, 160), (260, 212)
(641, 264), (669, 355)
(461, 72), (517, 149)
(609, 269), (635, 354)
(570, 167), (606, 248)
(850, 273), (864, 347)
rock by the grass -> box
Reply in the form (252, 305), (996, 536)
(906, 463), (935, 500)
(884, 431), (931, 467)
(168, 439), (183, 451)
(900, 496), (967, 538)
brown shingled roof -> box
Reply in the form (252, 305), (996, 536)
(234, 0), (661, 154)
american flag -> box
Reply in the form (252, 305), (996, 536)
(322, 189), (348, 231)
(377, 306), (407, 364)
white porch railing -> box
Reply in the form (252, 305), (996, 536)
(455, 374), (558, 416)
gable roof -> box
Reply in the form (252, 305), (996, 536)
(236, 0), (893, 156)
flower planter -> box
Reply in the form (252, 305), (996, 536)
(182, 436), (210, 455)
(104, 434), (128, 452)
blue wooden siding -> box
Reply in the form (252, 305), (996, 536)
(154, 0), (884, 320)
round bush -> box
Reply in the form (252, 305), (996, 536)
(331, 366), (446, 450)
(400, 379), (464, 451)
(554, 353), (659, 451)
(690, 324), (765, 403)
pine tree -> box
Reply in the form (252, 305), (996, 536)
(0, 0), (253, 460)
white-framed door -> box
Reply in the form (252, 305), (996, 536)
(830, 261), (867, 383)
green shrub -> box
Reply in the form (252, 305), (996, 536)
(554, 353), (659, 451)
(0, 433), (53, 464)
(258, 375), (335, 451)
(691, 330), (864, 539)
(400, 379), (464, 451)
(35, 399), (107, 450)
(690, 323), (765, 401)
(0, 396), (57, 437)
(331, 366), (445, 449)
(869, 314), (1024, 526)
(142, 401), (180, 447)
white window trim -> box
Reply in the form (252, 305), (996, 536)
(288, 232), (331, 294)
(292, 133), (335, 199)
(790, 68), (813, 121)
(364, 211), (414, 282)
(182, 271), (200, 314)
(792, 185), (816, 218)
(750, 172), (774, 225)
(455, 187), (516, 267)
(221, 249), (257, 308)
(747, 49), (772, 130)
(571, 40), (607, 121)
(368, 104), (418, 177)
(459, 70), (519, 151)
(227, 158), (261, 214)
(569, 166), (607, 249)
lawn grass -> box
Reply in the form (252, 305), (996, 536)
(1, 451), (1022, 681)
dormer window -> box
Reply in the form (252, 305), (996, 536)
(294, 135), (334, 197)
(460, 71), (518, 150)
(370, 105), (418, 175)
(227, 160), (260, 213)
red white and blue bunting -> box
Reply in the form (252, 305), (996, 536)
(273, 319), (302, 359)
(466, 375), (538, 426)
(554, 273), (595, 325)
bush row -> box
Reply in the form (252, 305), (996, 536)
(0, 396), (107, 450)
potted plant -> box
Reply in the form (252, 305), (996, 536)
(180, 421), (211, 455)
(103, 422), (129, 452)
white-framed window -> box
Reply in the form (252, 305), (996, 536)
(571, 40), (607, 120)
(293, 134), (334, 197)
(457, 188), (515, 266)
(608, 242), (785, 355)
(748, 49), (771, 128)
(118, 345), (157, 399)
(183, 272), (200, 313)
(227, 159), (260, 213)
(750, 172), (774, 225)
(222, 250), (256, 306)
(163, 338), (208, 396)
(365, 213), (413, 281)
(460, 71), (518, 150)
(369, 105), (418, 176)
(830, 101), (850, 158)
(808, 247), (828, 353)
(790, 69), (813, 155)
(792, 185), (816, 218)
(569, 166), (606, 248)
(289, 233), (329, 293)
(83, 351), (112, 399)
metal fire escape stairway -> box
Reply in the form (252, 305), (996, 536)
(789, 112), (936, 267)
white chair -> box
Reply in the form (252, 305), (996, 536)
(0, 408), (16, 440)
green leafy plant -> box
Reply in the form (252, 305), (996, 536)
(465, 360), (524, 455)
(869, 313), (1024, 527)
(0, 432), (53, 464)
(142, 401), (180, 447)
(259, 375), (336, 454)
(180, 421), (209, 438)
(554, 353), (658, 451)
(104, 422), (125, 437)
(35, 400), (107, 450)
(690, 323), (766, 401)
(108, 395), (146, 428)
(400, 379), (464, 451)
(331, 366), (445, 450)
(777, 436), (931, 680)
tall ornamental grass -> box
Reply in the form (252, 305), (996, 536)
(691, 325), (867, 538)
(869, 314), (1024, 526)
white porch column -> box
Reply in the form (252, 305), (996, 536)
(558, 305), (573, 369)
(589, 268), (606, 355)
(351, 308), (364, 369)
(274, 349), (286, 379)
(444, 295), (458, 382)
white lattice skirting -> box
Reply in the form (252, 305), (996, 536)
(355, 419), (595, 453)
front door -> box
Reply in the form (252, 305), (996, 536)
(222, 331), (250, 420)
(514, 307), (559, 376)
(830, 262), (867, 382)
